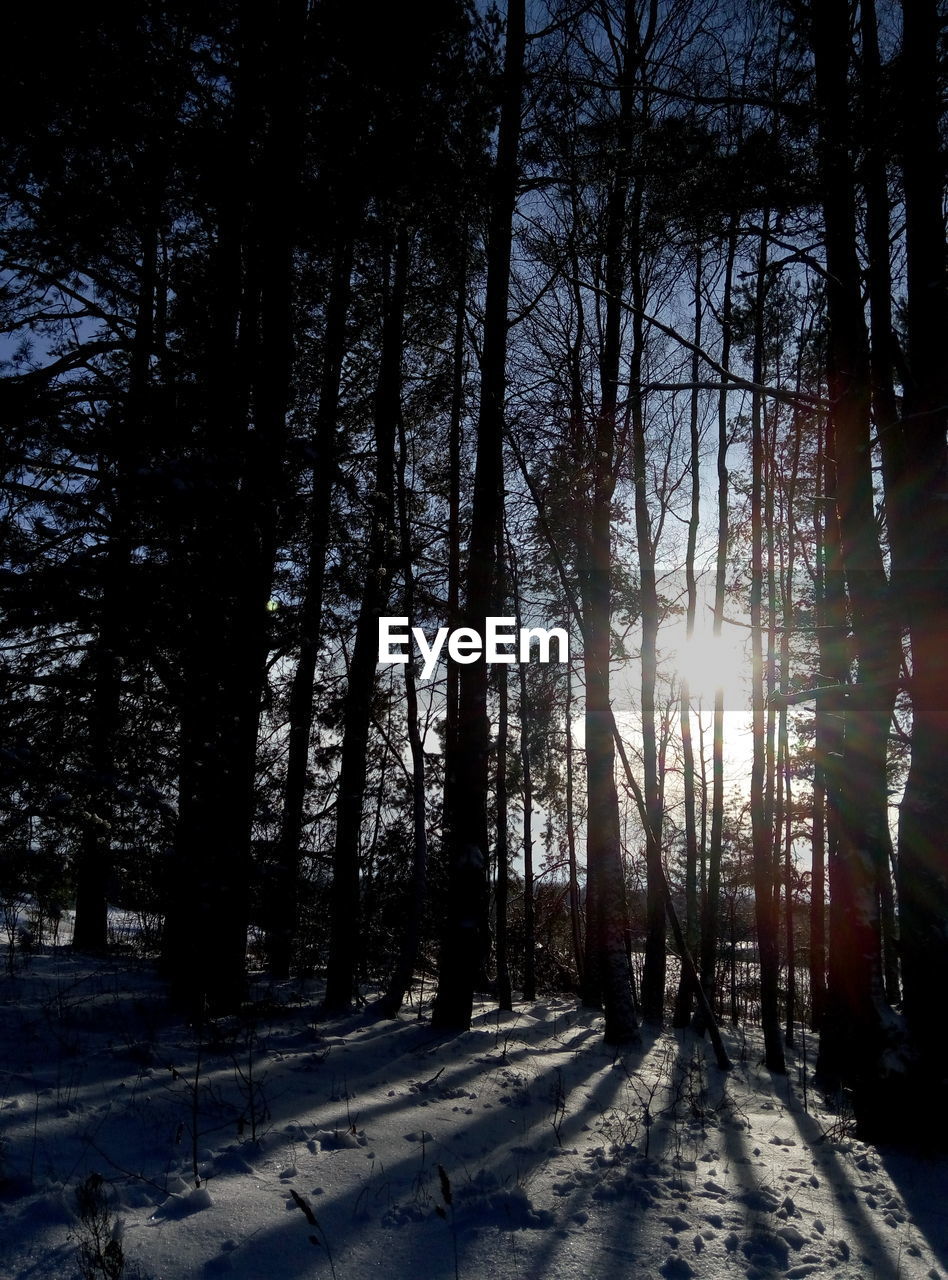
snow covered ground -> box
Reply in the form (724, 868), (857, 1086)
(2, 947), (947, 1280)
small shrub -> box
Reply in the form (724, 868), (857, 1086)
(73, 1171), (148, 1280)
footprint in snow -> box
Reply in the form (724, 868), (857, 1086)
(776, 1223), (806, 1250)
(659, 1256), (694, 1279)
(313, 1128), (362, 1150)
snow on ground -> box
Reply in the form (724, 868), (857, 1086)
(2, 947), (947, 1280)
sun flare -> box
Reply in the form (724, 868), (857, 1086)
(673, 628), (750, 707)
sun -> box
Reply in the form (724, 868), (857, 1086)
(672, 627), (750, 708)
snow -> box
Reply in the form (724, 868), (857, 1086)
(2, 949), (948, 1280)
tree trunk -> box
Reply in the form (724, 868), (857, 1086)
(579, 0), (649, 1043)
(564, 658), (584, 986)
(750, 213), (785, 1074)
(164, 1), (301, 1013)
(432, 0), (525, 1032)
(895, 0), (948, 1120)
(268, 234), (352, 979)
(778, 407), (801, 1047)
(324, 232), (407, 1013)
(379, 388), (430, 1017)
(698, 220), (736, 1025)
(494, 572), (513, 1012)
(858, 0), (903, 1012)
(511, 543), (536, 1001)
(811, 0), (899, 1114)
(809, 421), (834, 1030)
(673, 248), (703, 1027)
(74, 218), (157, 952)
(632, 241), (665, 1027)
(441, 269), (466, 863)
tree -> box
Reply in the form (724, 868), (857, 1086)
(323, 233), (406, 1012)
(162, 0), (305, 1013)
(893, 0), (948, 1124)
(433, 0), (526, 1032)
(809, 0), (900, 1108)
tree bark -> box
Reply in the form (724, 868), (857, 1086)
(441, 269), (466, 865)
(379, 384), (430, 1017)
(564, 658), (584, 986)
(164, 0), (302, 1013)
(494, 554), (513, 1013)
(432, 0), (525, 1032)
(673, 248), (703, 1027)
(74, 216), (157, 952)
(778, 405), (802, 1047)
(697, 220), (736, 1025)
(811, 0), (900, 1120)
(750, 213), (786, 1073)
(510, 543), (536, 1001)
(324, 232), (407, 1013)
(894, 0), (948, 1119)
(579, 0), (649, 1043)
(268, 234), (352, 979)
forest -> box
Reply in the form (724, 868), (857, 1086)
(1, 0), (947, 1195)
